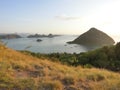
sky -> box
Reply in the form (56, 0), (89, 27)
(0, 0), (120, 35)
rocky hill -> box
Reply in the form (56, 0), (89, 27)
(0, 44), (120, 90)
(68, 28), (115, 46)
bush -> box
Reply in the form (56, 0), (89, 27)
(83, 64), (93, 68)
(115, 42), (120, 59)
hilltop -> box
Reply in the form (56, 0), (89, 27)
(0, 43), (120, 90)
(68, 28), (115, 46)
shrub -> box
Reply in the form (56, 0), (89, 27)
(83, 64), (93, 68)
(115, 42), (120, 59)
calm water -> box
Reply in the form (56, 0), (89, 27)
(2, 35), (119, 54)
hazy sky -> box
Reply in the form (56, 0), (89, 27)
(0, 0), (120, 35)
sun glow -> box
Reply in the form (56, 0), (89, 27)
(79, 0), (120, 36)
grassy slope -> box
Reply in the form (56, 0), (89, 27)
(0, 44), (120, 90)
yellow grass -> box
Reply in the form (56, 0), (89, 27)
(0, 44), (120, 90)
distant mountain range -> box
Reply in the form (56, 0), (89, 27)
(0, 34), (22, 39)
(0, 33), (61, 39)
(27, 33), (60, 38)
(68, 27), (115, 46)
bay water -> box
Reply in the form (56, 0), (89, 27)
(2, 35), (119, 54)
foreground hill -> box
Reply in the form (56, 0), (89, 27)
(0, 44), (120, 90)
(68, 28), (115, 46)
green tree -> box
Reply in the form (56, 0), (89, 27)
(115, 42), (120, 60)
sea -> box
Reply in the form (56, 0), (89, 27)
(1, 35), (120, 54)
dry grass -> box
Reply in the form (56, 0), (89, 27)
(0, 44), (120, 90)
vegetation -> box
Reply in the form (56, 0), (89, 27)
(1, 43), (120, 90)
(23, 42), (120, 72)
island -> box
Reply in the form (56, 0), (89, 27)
(67, 27), (115, 46)
(27, 33), (60, 38)
(0, 34), (22, 39)
(36, 39), (42, 42)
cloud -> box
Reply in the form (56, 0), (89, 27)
(55, 14), (80, 20)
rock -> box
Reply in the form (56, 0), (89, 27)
(68, 27), (115, 46)
(36, 39), (42, 42)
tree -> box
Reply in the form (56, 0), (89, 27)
(115, 42), (120, 60)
